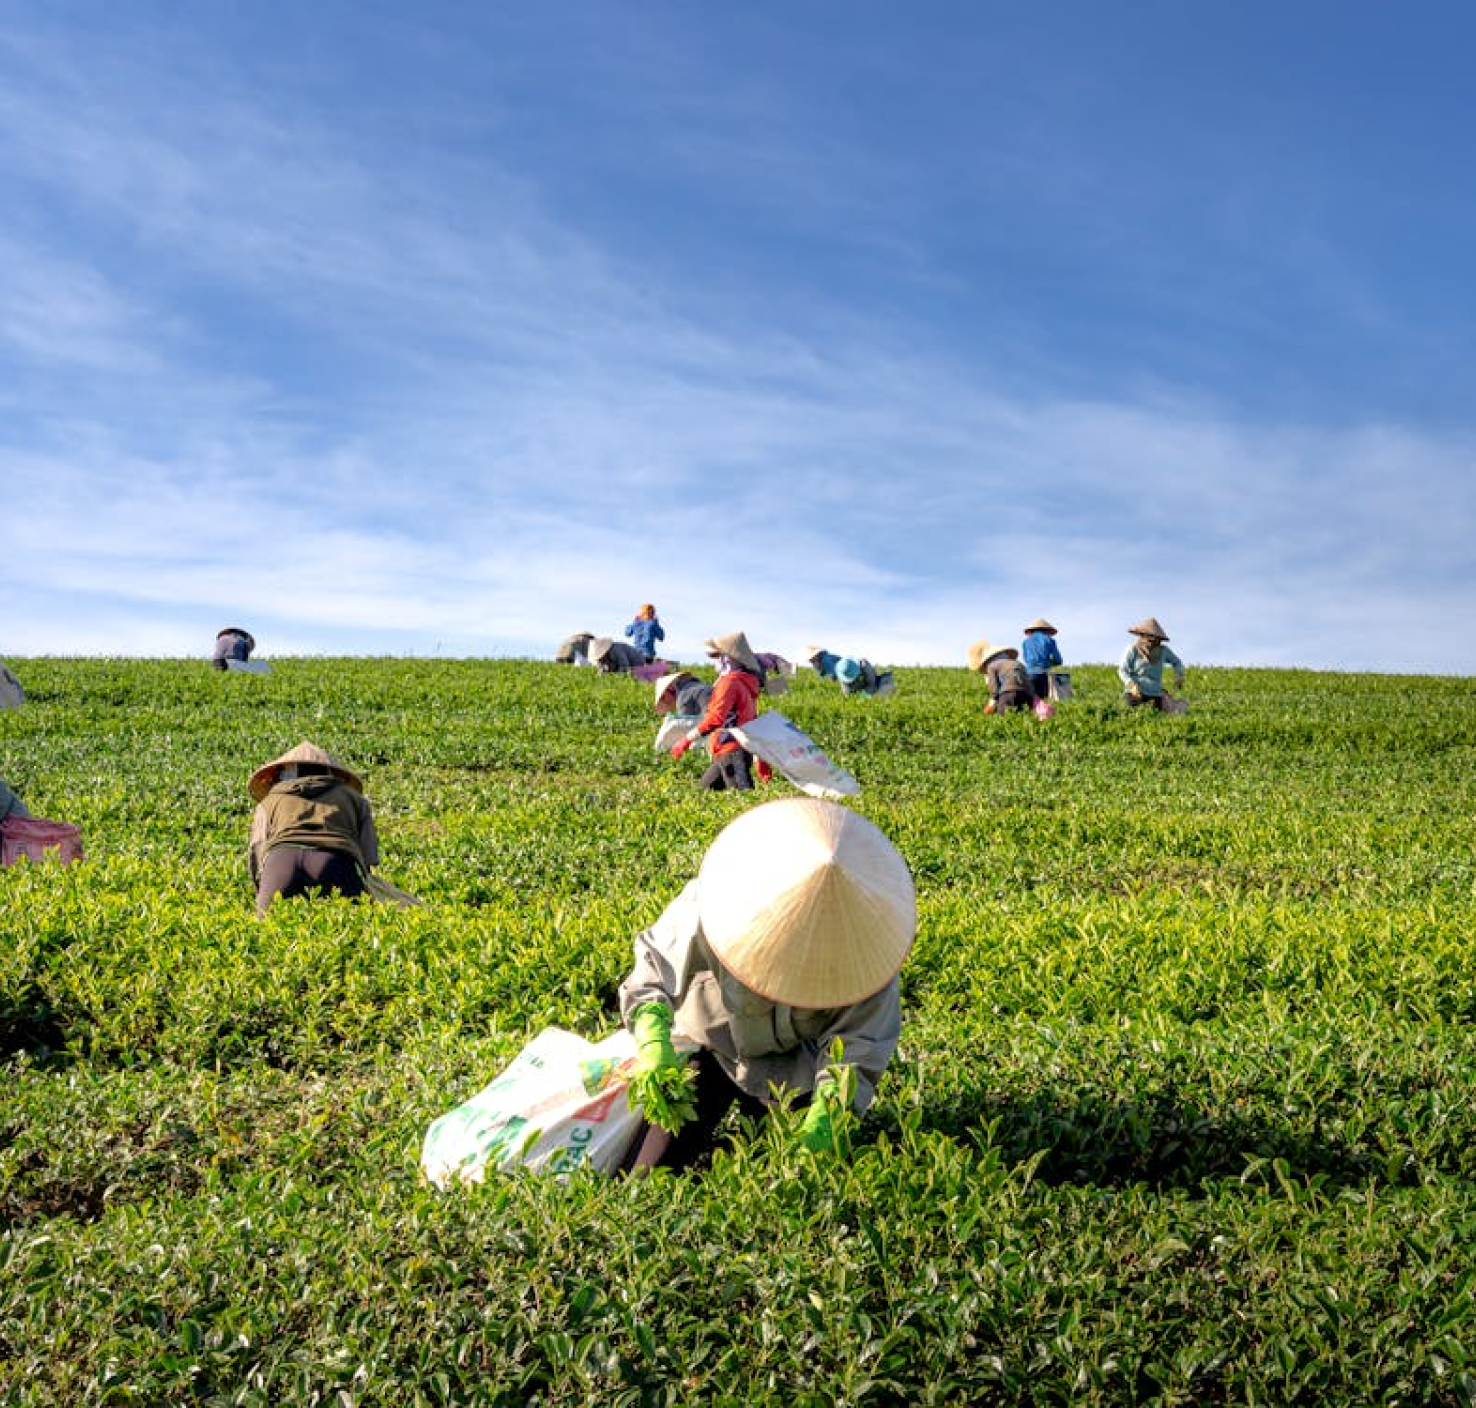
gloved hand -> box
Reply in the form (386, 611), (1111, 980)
(669, 736), (693, 760)
(799, 1068), (850, 1156)
(632, 1001), (680, 1073)
(626, 1002), (697, 1134)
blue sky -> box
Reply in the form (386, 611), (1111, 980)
(3, 3), (1474, 672)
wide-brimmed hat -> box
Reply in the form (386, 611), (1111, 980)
(1129, 617), (1170, 641)
(704, 630), (762, 675)
(803, 644), (826, 663)
(966, 639), (1017, 672)
(249, 741), (363, 801)
(1022, 618), (1057, 636)
(588, 636), (616, 662)
(697, 798), (915, 1009)
(653, 670), (693, 710)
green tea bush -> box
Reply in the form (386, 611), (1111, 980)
(3, 657), (1476, 1404)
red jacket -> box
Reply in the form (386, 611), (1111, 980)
(696, 669), (761, 757)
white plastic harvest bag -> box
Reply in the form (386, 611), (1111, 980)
(729, 711), (860, 800)
(653, 715), (698, 751)
(420, 1027), (644, 1186)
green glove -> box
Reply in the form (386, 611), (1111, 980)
(632, 1001), (680, 1073)
(627, 1002), (697, 1134)
(799, 1068), (850, 1156)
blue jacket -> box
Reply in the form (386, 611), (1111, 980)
(625, 617), (665, 658)
(1021, 631), (1063, 675)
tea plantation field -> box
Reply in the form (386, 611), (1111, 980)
(3, 656), (1476, 1405)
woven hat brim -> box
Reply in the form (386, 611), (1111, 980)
(249, 741), (363, 801)
(704, 632), (762, 676)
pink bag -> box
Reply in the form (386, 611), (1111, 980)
(1, 816), (85, 866)
(1033, 697), (1056, 720)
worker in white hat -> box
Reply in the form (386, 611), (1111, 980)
(248, 741), (380, 916)
(618, 797), (916, 1169)
(589, 636), (647, 674)
(1118, 617), (1186, 709)
(653, 670), (712, 719)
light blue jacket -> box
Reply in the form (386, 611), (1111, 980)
(0, 774), (31, 822)
(1118, 641), (1184, 697)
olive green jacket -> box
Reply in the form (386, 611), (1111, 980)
(248, 776), (379, 885)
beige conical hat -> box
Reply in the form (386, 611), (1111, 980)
(1129, 617), (1169, 640)
(588, 635), (615, 661)
(1022, 618), (1057, 636)
(696, 798), (915, 1009)
(653, 671), (693, 710)
(703, 630), (762, 676)
(249, 740), (363, 801)
(966, 639), (1017, 672)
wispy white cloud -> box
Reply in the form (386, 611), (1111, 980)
(1, 7), (1473, 675)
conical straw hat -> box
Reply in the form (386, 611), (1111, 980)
(696, 798), (915, 1009)
(653, 671), (692, 710)
(1022, 618), (1057, 636)
(1129, 617), (1169, 640)
(249, 741), (363, 801)
(703, 630), (762, 676)
(966, 639), (1017, 672)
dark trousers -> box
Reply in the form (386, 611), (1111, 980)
(996, 689), (1032, 713)
(700, 750), (754, 791)
(621, 1048), (770, 1172)
(256, 847), (365, 916)
(1029, 673), (1052, 701)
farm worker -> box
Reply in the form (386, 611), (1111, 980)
(754, 651), (795, 696)
(1020, 619), (1064, 702)
(1118, 617), (1186, 710)
(654, 670), (712, 719)
(248, 741), (380, 917)
(804, 646), (895, 698)
(589, 636), (647, 674)
(212, 627), (256, 671)
(967, 639), (1032, 713)
(555, 631), (596, 666)
(618, 797), (916, 1170)
(669, 631), (766, 791)
(0, 772), (32, 823)
(624, 604), (666, 663)
(0, 659), (24, 709)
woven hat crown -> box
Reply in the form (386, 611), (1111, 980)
(697, 799), (915, 1009)
(703, 631), (761, 675)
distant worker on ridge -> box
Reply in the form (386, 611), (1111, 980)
(1118, 617), (1187, 710)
